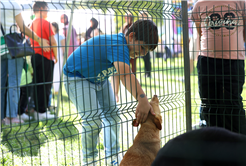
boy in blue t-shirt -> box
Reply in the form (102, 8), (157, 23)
(63, 19), (158, 165)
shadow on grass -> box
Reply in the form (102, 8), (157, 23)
(51, 91), (70, 104)
(1, 117), (80, 158)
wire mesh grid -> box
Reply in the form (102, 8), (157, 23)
(0, 0), (188, 165)
(189, 1), (246, 134)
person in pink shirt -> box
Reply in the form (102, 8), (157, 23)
(60, 14), (79, 57)
(192, 0), (246, 134)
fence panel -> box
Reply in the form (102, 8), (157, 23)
(189, 1), (246, 135)
(0, 0), (187, 165)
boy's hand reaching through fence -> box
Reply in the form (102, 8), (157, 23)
(38, 38), (51, 52)
(113, 62), (156, 123)
(135, 98), (155, 124)
(115, 94), (119, 103)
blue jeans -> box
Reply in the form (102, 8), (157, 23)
(64, 75), (120, 162)
(1, 54), (23, 119)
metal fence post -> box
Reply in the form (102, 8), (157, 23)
(181, 1), (192, 131)
(56, 1), (75, 117)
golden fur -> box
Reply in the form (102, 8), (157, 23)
(120, 95), (162, 166)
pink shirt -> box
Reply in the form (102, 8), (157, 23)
(63, 24), (79, 57)
(192, 1), (246, 60)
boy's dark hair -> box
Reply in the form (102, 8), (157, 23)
(90, 18), (98, 29)
(125, 20), (158, 51)
(33, 2), (48, 13)
(52, 22), (59, 33)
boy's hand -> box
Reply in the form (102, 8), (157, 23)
(115, 94), (119, 103)
(135, 101), (155, 124)
(54, 56), (58, 64)
(39, 38), (50, 52)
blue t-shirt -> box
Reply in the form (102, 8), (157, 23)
(63, 33), (130, 83)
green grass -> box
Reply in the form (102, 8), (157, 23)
(0, 56), (201, 165)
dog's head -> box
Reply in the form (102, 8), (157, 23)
(132, 95), (162, 130)
(150, 95), (162, 130)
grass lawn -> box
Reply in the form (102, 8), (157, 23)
(0, 56), (223, 165)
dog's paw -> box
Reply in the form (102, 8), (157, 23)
(132, 119), (139, 127)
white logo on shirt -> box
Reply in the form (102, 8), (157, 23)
(201, 5), (243, 37)
(96, 66), (116, 82)
(204, 15), (239, 30)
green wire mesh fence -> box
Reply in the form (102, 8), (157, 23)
(0, 0), (191, 165)
(189, 1), (246, 135)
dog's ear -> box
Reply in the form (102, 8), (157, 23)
(153, 116), (162, 130)
(132, 119), (139, 127)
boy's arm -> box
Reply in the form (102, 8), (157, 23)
(50, 35), (58, 63)
(15, 13), (50, 52)
(113, 61), (155, 123)
(111, 74), (120, 103)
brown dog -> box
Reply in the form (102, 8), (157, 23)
(120, 95), (162, 166)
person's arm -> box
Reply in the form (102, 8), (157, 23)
(60, 38), (65, 55)
(15, 13), (50, 52)
(63, 26), (67, 38)
(119, 26), (123, 33)
(119, 22), (128, 33)
(113, 61), (155, 124)
(91, 28), (100, 37)
(195, 22), (201, 37)
(243, 17), (246, 42)
(111, 74), (120, 103)
(195, 22), (201, 50)
(50, 35), (58, 63)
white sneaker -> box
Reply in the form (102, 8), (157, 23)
(106, 155), (122, 166)
(33, 111), (55, 121)
(18, 113), (33, 121)
(3, 117), (24, 125)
